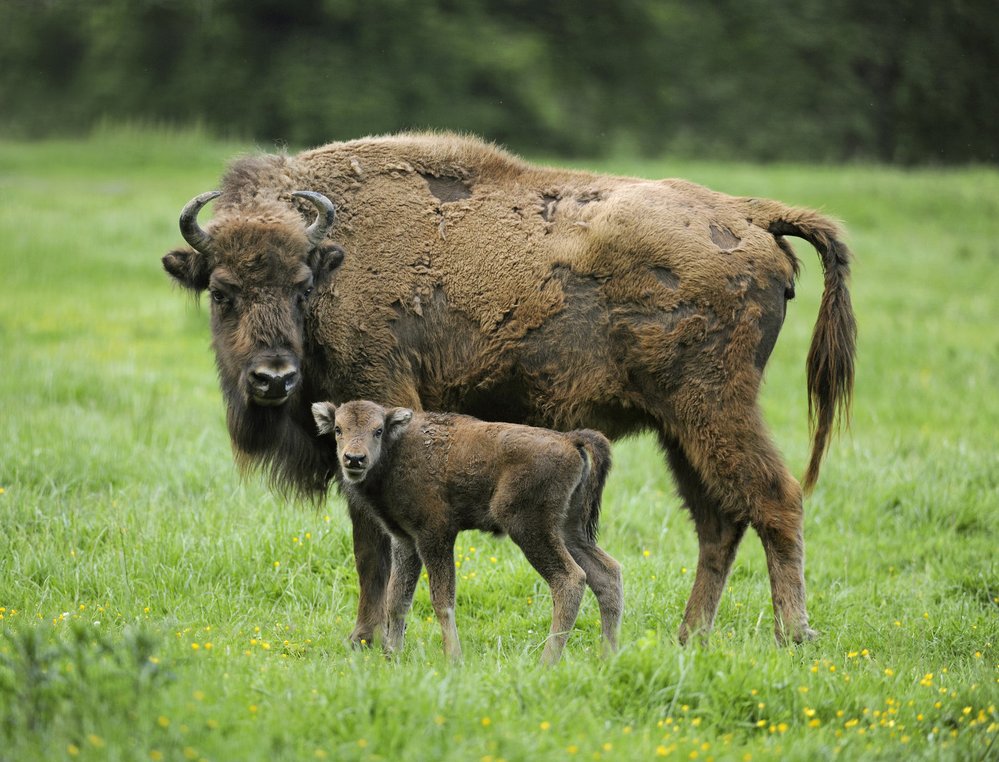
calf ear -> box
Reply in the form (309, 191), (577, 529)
(311, 401), (338, 435)
(308, 243), (346, 284)
(163, 249), (211, 292)
(385, 408), (413, 438)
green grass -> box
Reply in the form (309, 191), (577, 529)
(1, 127), (996, 761)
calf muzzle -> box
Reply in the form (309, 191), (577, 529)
(343, 452), (367, 469)
(340, 452), (368, 482)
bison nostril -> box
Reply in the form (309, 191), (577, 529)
(249, 370), (273, 387)
(344, 453), (367, 468)
(278, 369), (299, 392)
(248, 367), (300, 398)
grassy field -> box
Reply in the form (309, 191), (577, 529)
(0, 127), (996, 761)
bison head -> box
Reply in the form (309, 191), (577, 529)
(163, 191), (344, 410)
(312, 400), (413, 484)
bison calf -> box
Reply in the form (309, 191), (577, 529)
(312, 399), (622, 664)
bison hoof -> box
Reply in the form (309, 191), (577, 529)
(348, 632), (376, 649)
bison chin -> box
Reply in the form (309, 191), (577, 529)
(226, 394), (335, 500)
(226, 393), (299, 459)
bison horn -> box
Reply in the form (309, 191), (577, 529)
(292, 191), (337, 247)
(179, 190), (222, 254)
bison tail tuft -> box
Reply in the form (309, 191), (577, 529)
(763, 205), (857, 493)
(571, 429), (613, 542)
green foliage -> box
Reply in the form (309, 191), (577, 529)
(0, 130), (997, 760)
(1, 0), (997, 162)
(0, 622), (166, 753)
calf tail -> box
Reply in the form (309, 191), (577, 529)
(751, 199), (857, 493)
(570, 429), (613, 543)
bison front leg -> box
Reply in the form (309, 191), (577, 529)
(347, 502), (393, 647)
(383, 537), (423, 655)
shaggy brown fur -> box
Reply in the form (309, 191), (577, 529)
(312, 400), (620, 664)
(163, 131), (856, 646)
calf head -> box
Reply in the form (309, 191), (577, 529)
(312, 400), (413, 484)
(163, 191), (345, 409)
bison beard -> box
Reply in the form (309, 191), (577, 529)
(163, 131), (856, 647)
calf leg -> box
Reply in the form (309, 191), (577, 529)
(664, 440), (748, 644)
(509, 528), (588, 665)
(416, 534), (462, 662)
(565, 542), (623, 655)
(348, 504), (393, 647)
(383, 537), (423, 655)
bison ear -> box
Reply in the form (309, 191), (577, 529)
(385, 408), (413, 438)
(311, 401), (337, 435)
(163, 248), (211, 292)
(308, 243), (346, 284)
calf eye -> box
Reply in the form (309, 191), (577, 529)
(333, 426), (342, 436)
(374, 428), (383, 438)
(210, 289), (227, 305)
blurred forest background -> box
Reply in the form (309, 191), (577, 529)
(1, 0), (997, 163)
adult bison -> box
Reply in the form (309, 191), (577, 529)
(163, 132), (855, 646)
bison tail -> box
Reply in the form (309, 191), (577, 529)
(758, 202), (857, 493)
(571, 429), (613, 542)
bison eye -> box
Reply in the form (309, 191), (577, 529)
(333, 426), (342, 437)
(210, 289), (228, 305)
(303, 286), (314, 298)
(374, 427), (383, 438)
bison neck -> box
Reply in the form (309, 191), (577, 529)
(227, 399), (332, 498)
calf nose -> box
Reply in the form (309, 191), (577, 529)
(248, 367), (300, 399)
(343, 452), (367, 469)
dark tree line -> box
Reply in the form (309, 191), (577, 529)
(1, 0), (996, 163)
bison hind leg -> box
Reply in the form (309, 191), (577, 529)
(662, 436), (748, 644)
(662, 405), (816, 645)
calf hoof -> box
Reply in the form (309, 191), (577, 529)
(677, 623), (711, 647)
(796, 626), (821, 643)
(775, 625), (820, 646)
